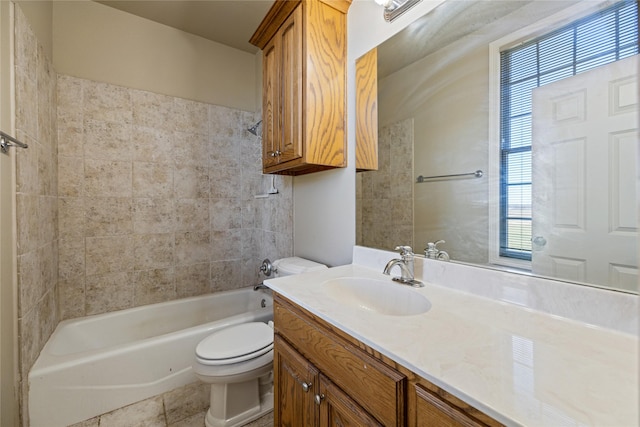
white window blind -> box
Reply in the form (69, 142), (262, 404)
(499, 0), (638, 260)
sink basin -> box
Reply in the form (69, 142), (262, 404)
(322, 277), (431, 316)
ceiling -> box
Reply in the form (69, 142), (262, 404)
(96, 0), (275, 53)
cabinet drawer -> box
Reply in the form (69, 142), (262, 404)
(275, 301), (406, 426)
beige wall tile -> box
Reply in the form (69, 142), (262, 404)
(131, 89), (175, 132)
(132, 126), (174, 164)
(133, 162), (173, 198)
(58, 197), (84, 240)
(58, 238), (85, 281)
(84, 159), (132, 198)
(59, 277), (86, 320)
(83, 80), (132, 124)
(133, 268), (176, 305)
(133, 198), (175, 234)
(85, 235), (134, 276)
(83, 119), (131, 161)
(210, 198), (242, 230)
(175, 263), (210, 298)
(85, 197), (132, 237)
(209, 166), (240, 198)
(85, 272), (133, 315)
(15, 133), (38, 194)
(133, 233), (175, 270)
(58, 156), (85, 197)
(175, 231), (210, 265)
(176, 199), (209, 232)
(174, 165), (209, 199)
(210, 259), (243, 293)
(174, 98), (208, 135)
(173, 131), (208, 166)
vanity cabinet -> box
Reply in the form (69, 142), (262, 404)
(250, 0), (351, 175)
(274, 295), (405, 426)
(273, 294), (504, 427)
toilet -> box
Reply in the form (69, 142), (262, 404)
(192, 257), (327, 427)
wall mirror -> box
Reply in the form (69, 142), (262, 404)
(356, 0), (638, 293)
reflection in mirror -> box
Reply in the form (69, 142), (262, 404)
(356, 0), (638, 293)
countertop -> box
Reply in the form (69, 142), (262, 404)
(264, 264), (639, 427)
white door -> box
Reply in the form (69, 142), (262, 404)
(531, 55), (638, 291)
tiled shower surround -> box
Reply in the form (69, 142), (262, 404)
(356, 118), (413, 250)
(14, 5), (292, 425)
(57, 74), (293, 319)
(14, 7), (59, 426)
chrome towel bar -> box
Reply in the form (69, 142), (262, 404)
(0, 131), (28, 154)
(416, 170), (483, 183)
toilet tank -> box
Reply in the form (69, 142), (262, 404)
(273, 257), (327, 277)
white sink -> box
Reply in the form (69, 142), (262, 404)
(322, 277), (431, 316)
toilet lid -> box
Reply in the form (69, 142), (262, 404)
(196, 322), (274, 366)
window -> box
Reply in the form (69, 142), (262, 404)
(498, 0), (638, 261)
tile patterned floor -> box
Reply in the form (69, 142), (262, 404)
(67, 381), (273, 427)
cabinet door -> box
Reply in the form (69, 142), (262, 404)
(318, 374), (383, 427)
(414, 384), (484, 427)
(262, 37), (279, 168)
(274, 335), (319, 427)
(278, 5), (303, 164)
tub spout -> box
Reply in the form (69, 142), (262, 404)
(253, 283), (269, 291)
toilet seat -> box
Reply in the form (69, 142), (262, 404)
(196, 322), (274, 366)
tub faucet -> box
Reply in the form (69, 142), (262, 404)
(383, 246), (424, 287)
(253, 283), (269, 291)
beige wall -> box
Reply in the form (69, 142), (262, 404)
(14, 1), (52, 59)
(53, 0), (259, 112)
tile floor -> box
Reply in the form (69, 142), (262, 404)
(67, 381), (273, 427)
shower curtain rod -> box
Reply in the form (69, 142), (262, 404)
(0, 130), (28, 154)
(416, 170), (483, 183)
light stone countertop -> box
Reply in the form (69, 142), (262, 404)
(264, 263), (639, 427)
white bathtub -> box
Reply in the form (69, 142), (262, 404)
(28, 287), (273, 427)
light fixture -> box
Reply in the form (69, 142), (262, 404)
(374, 0), (422, 22)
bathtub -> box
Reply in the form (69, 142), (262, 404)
(28, 287), (273, 427)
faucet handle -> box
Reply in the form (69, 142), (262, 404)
(394, 245), (414, 257)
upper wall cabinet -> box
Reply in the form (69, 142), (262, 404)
(250, 0), (351, 175)
(355, 48), (378, 171)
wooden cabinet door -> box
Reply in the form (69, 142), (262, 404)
(274, 335), (319, 427)
(318, 374), (383, 427)
(262, 36), (280, 168)
(277, 5), (303, 165)
(414, 385), (484, 427)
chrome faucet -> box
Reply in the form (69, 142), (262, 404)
(383, 246), (424, 287)
(424, 240), (450, 261)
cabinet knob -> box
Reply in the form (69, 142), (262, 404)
(314, 394), (325, 405)
(302, 382), (312, 392)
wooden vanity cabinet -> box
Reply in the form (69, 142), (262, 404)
(250, 0), (351, 175)
(274, 296), (405, 426)
(273, 294), (504, 427)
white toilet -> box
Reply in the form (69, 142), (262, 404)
(192, 257), (327, 427)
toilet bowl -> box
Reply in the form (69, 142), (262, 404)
(192, 257), (326, 427)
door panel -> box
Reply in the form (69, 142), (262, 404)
(532, 56), (638, 290)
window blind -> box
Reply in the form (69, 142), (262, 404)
(499, 0), (638, 260)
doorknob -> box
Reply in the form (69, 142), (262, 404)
(532, 236), (547, 250)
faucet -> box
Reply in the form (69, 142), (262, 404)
(424, 240), (450, 261)
(383, 246), (424, 287)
